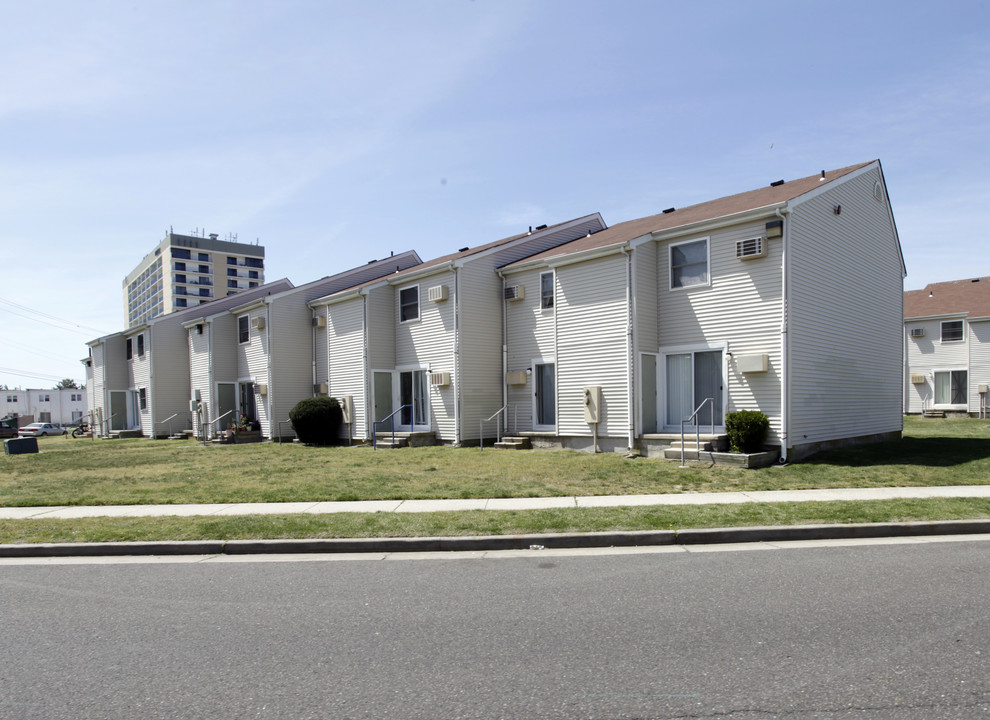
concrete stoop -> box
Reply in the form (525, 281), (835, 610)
(373, 432), (439, 449)
(663, 447), (780, 468)
(493, 436), (532, 450)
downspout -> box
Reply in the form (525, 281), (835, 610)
(312, 308), (318, 390)
(207, 321), (214, 440)
(497, 269), (508, 433)
(148, 330), (155, 438)
(361, 288), (370, 442)
(620, 245), (635, 452)
(776, 207), (791, 463)
(265, 299), (273, 438)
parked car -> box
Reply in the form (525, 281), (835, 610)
(18, 422), (67, 437)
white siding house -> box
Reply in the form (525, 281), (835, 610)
(904, 277), (990, 417)
(500, 161), (904, 460)
(311, 215), (607, 444)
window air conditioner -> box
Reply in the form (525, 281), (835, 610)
(735, 236), (766, 260)
(909, 328), (925, 338)
(428, 285), (448, 302)
(251, 316), (265, 330)
(504, 285), (524, 301)
(312, 315), (325, 329)
(429, 371), (450, 387)
(910, 373), (926, 385)
(314, 383), (328, 395)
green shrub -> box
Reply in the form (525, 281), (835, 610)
(725, 410), (770, 453)
(288, 397), (343, 446)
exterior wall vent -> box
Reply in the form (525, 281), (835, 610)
(314, 383), (328, 395)
(312, 315), (325, 328)
(909, 327), (925, 338)
(429, 371), (450, 387)
(257, 384), (268, 396)
(874, 181), (884, 203)
(251, 316), (265, 330)
(735, 237), (766, 260)
(504, 285), (524, 301)
(428, 285), (448, 302)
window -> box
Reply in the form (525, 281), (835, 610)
(228, 279), (238, 288)
(175, 298), (187, 307)
(238, 315), (250, 344)
(670, 238), (710, 289)
(175, 274), (187, 284)
(136, 334), (145, 356)
(227, 256), (237, 265)
(935, 370), (967, 406)
(227, 268), (237, 277)
(174, 262), (186, 271)
(399, 286), (419, 322)
(139, 388), (147, 410)
(248, 270), (258, 279)
(941, 320), (964, 342)
(198, 253), (209, 262)
(665, 348), (724, 427)
(175, 286), (187, 295)
(39, 394), (49, 402)
(125, 338), (133, 360)
(540, 272), (554, 310)
(197, 264), (209, 274)
(199, 288), (211, 297)
(534, 362), (556, 428)
(172, 248), (191, 260)
(245, 257), (264, 268)
(249, 282), (258, 288)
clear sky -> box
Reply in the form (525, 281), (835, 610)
(1, 0), (988, 389)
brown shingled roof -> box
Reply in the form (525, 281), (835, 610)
(503, 161), (876, 267)
(904, 277), (990, 319)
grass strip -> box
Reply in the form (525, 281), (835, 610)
(2, 497), (990, 545)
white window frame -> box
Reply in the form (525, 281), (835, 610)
(940, 320), (964, 343)
(659, 341), (727, 430)
(399, 284), (420, 324)
(669, 237), (711, 291)
(540, 271), (555, 310)
(932, 368), (968, 409)
(238, 315), (250, 344)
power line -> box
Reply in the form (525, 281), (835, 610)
(0, 366), (74, 383)
(0, 296), (109, 336)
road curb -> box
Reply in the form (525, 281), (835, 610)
(2, 520), (990, 558)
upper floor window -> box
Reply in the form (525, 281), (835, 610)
(5, 395), (16, 403)
(540, 271), (554, 310)
(227, 268), (237, 277)
(399, 286), (419, 322)
(248, 270), (259, 279)
(197, 252), (209, 262)
(238, 315), (250, 344)
(175, 298), (187, 308)
(670, 237), (710, 290)
(198, 264), (209, 274)
(227, 256), (237, 265)
(941, 320), (964, 342)
(38, 394), (50, 402)
(175, 274), (187, 284)
(125, 337), (133, 359)
(137, 334), (145, 357)
(172, 248), (191, 260)
(244, 257), (264, 269)
(174, 262), (186, 271)
(139, 388), (147, 410)
(249, 282), (258, 288)
(228, 279), (238, 288)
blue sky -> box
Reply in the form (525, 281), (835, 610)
(1, 0), (988, 389)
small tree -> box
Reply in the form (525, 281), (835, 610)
(288, 397), (343, 445)
(725, 410), (770, 453)
(56, 378), (79, 389)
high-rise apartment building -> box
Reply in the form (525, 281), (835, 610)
(123, 232), (265, 328)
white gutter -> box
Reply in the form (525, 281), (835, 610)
(148, 327), (155, 438)
(361, 288), (371, 442)
(496, 269), (508, 434)
(621, 246), (635, 451)
(207, 320), (214, 440)
(452, 266), (461, 444)
(264, 298), (274, 437)
(776, 207), (790, 463)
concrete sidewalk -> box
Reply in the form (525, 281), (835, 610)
(3, 484), (990, 520)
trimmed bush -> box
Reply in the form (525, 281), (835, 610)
(725, 410), (770, 453)
(289, 397), (343, 446)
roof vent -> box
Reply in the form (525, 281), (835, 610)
(770, 179), (785, 187)
(662, 207), (675, 214)
(535, 224), (547, 231)
(459, 247), (469, 252)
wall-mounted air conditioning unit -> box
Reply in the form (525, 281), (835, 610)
(909, 328), (925, 338)
(506, 371), (527, 386)
(735, 237), (766, 260)
(314, 383), (328, 395)
(257, 384), (268, 396)
(910, 373), (926, 385)
(429, 371), (450, 387)
(428, 285), (448, 302)
(504, 285), (524, 301)
(312, 315), (325, 328)
(251, 316), (265, 330)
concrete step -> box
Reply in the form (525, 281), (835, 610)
(493, 436), (532, 450)
(667, 440), (713, 451)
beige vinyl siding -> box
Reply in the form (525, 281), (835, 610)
(633, 241), (658, 353)
(89, 343), (106, 419)
(366, 286), (394, 371)
(970, 321), (990, 412)
(787, 165), (903, 444)
(238, 305), (271, 433)
(328, 299), (367, 440)
(314, 308), (329, 386)
(212, 315), (238, 385)
(268, 293), (317, 438)
(189, 324), (211, 436)
(556, 254), (629, 438)
(504, 267), (557, 432)
(456, 263), (505, 441)
(148, 321), (192, 435)
(656, 220), (783, 442)
(395, 270), (456, 440)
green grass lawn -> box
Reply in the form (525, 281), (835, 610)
(0, 416), (987, 543)
(1, 416), (988, 507)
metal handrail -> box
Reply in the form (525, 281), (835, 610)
(101, 413), (119, 437)
(203, 410), (235, 444)
(479, 405), (507, 450)
(153, 411), (189, 440)
(373, 405), (411, 450)
(679, 397), (715, 468)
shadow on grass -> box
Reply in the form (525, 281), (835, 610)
(803, 437), (990, 468)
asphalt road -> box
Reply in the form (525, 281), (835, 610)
(1, 540), (989, 719)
